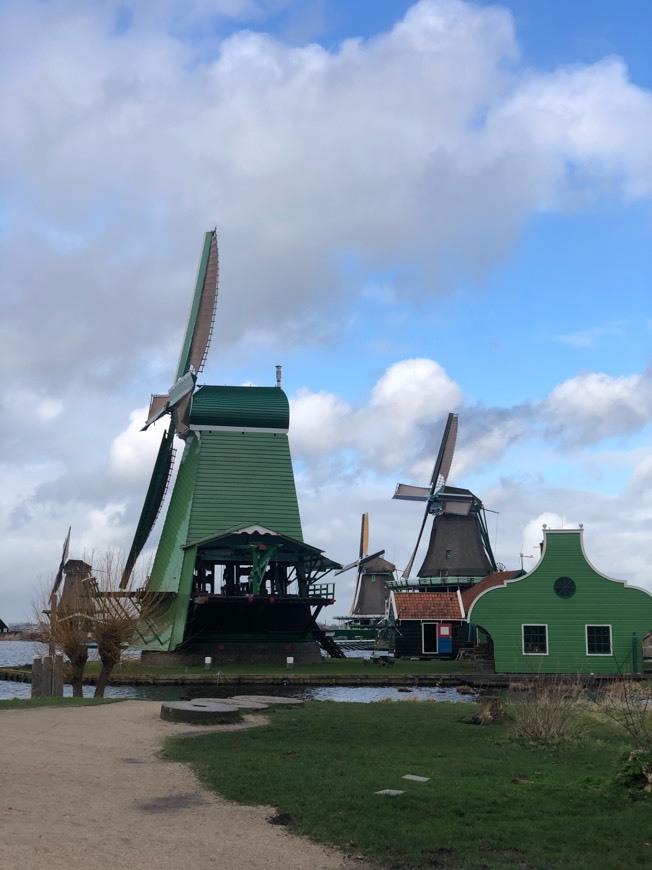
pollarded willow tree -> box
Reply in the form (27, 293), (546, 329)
(36, 550), (167, 698)
(89, 550), (168, 697)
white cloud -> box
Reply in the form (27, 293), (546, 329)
(290, 389), (350, 458)
(291, 358), (461, 473)
(3, 389), (64, 425)
(109, 407), (164, 482)
(628, 453), (652, 494)
(1, 0), (651, 398)
(544, 371), (652, 443)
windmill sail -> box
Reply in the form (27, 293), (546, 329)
(396, 413), (458, 579)
(51, 526), (71, 596)
(176, 230), (219, 380)
(120, 427), (176, 587)
(143, 230), (219, 433)
(350, 513), (369, 616)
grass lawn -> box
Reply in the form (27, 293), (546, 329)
(163, 700), (652, 869)
(96, 657), (481, 678)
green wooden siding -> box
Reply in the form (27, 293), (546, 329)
(144, 426), (303, 650)
(190, 385), (290, 430)
(468, 530), (652, 674)
(187, 430), (302, 543)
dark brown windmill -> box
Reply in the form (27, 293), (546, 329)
(394, 413), (497, 587)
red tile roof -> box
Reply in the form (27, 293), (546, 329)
(461, 570), (521, 614)
(393, 591), (463, 620)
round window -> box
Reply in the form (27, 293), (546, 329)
(554, 576), (576, 599)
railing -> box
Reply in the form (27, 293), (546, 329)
(307, 583), (335, 599)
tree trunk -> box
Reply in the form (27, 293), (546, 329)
(94, 658), (118, 697)
(69, 651), (88, 698)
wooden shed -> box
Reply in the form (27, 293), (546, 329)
(389, 591), (465, 658)
(466, 527), (652, 674)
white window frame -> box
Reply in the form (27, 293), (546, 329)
(522, 623), (548, 656)
(421, 621), (438, 654)
(585, 624), (612, 656)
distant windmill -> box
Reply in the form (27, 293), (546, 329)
(394, 413), (497, 582)
(336, 514), (395, 619)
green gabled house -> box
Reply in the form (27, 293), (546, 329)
(126, 232), (340, 664)
(466, 527), (652, 674)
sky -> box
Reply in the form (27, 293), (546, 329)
(0, 0), (650, 624)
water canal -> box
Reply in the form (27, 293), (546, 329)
(0, 641), (479, 703)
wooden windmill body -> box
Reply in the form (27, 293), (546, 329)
(123, 232), (340, 664)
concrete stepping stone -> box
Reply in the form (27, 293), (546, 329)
(218, 697), (269, 711)
(374, 789), (404, 796)
(160, 700), (242, 725)
(228, 695), (304, 707)
(189, 696), (268, 711)
(402, 775), (430, 782)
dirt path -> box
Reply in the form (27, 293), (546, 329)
(0, 701), (374, 869)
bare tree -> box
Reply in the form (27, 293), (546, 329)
(89, 550), (167, 698)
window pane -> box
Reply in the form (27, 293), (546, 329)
(587, 625), (611, 655)
(523, 625), (547, 654)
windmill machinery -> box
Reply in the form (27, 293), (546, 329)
(121, 231), (339, 661)
(336, 514), (395, 621)
(394, 413), (497, 585)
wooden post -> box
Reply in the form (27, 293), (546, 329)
(52, 654), (64, 697)
(31, 657), (44, 698)
(49, 591), (58, 694)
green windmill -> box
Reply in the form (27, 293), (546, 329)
(122, 231), (340, 664)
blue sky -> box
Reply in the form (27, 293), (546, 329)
(0, 0), (650, 622)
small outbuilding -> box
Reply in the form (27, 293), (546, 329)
(466, 527), (652, 674)
(389, 591), (466, 658)
(0, 618), (8, 634)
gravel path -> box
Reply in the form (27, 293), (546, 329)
(0, 701), (376, 869)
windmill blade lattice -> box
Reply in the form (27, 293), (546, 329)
(396, 412), (458, 580)
(51, 526), (71, 596)
(143, 230), (219, 432)
(120, 427), (177, 588)
(176, 230), (219, 381)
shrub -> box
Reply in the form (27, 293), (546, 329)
(614, 749), (652, 797)
(510, 679), (585, 744)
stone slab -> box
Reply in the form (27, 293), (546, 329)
(214, 695), (269, 711)
(160, 701), (242, 725)
(228, 695), (304, 707)
(402, 774), (430, 782)
(374, 789), (404, 796)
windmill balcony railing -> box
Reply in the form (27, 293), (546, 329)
(192, 582), (336, 601)
(307, 583), (335, 600)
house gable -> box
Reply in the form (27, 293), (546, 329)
(467, 528), (652, 674)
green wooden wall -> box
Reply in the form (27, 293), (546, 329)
(468, 530), (652, 674)
(145, 418), (303, 649)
